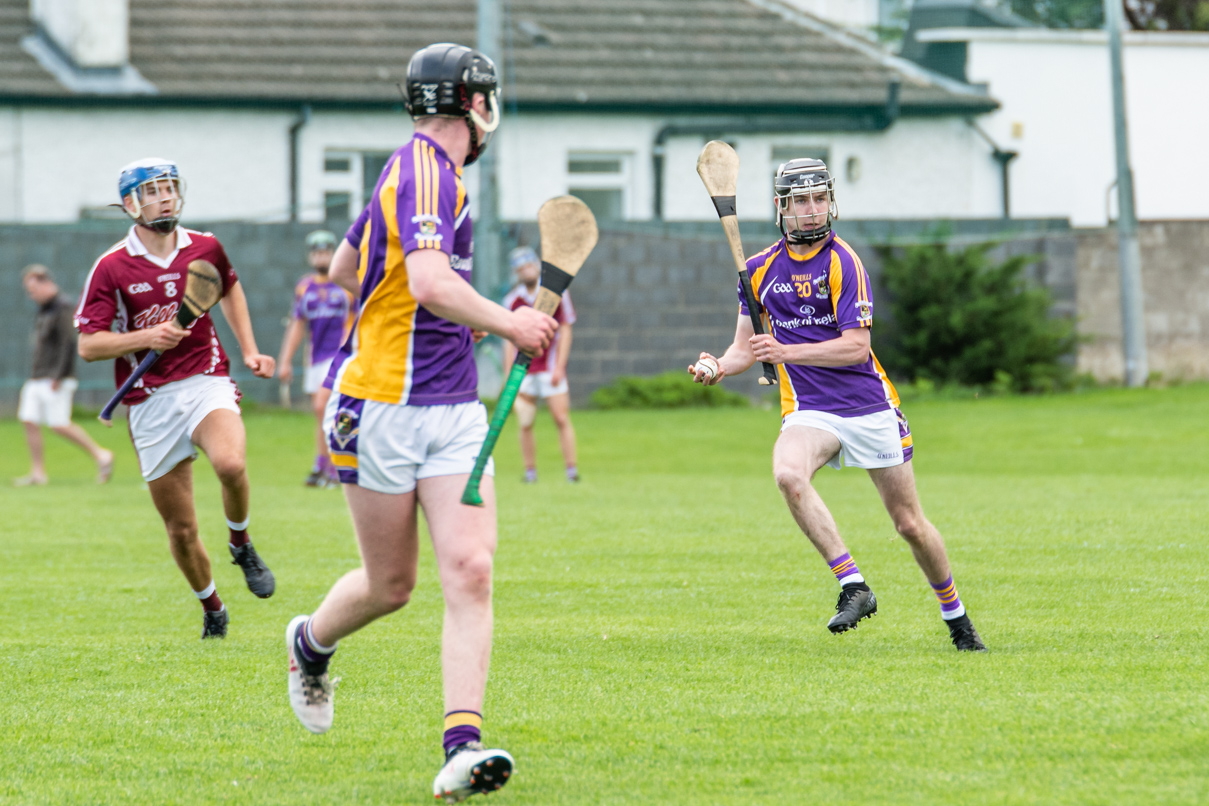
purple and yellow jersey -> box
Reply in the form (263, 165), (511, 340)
(291, 275), (357, 365)
(739, 233), (899, 419)
(333, 133), (476, 406)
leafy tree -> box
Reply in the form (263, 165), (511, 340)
(998, 0), (1209, 30)
(1124, 0), (1209, 30)
(1003, 0), (1105, 28)
(873, 239), (1076, 393)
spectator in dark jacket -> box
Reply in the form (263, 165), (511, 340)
(15, 265), (114, 486)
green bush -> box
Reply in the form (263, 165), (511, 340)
(590, 371), (750, 409)
(874, 239), (1076, 393)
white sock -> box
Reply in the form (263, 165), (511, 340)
(305, 619), (338, 654)
(226, 515), (250, 531)
(194, 581), (216, 599)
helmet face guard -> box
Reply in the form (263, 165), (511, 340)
(118, 159), (185, 234)
(775, 159), (837, 245)
(405, 43), (501, 166)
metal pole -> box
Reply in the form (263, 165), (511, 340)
(476, 0), (503, 300)
(1105, 0), (1148, 386)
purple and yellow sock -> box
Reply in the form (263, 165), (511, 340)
(931, 575), (966, 620)
(828, 552), (865, 587)
(443, 710), (482, 754)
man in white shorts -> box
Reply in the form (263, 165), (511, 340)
(689, 157), (985, 651)
(15, 264), (114, 487)
(282, 44), (556, 804)
(276, 230), (357, 487)
(76, 158), (277, 639)
(502, 246), (579, 483)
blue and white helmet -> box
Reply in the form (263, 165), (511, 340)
(118, 157), (185, 233)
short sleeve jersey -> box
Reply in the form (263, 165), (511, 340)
(739, 232), (899, 419)
(75, 226), (237, 405)
(501, 285), (575, 374)
(333, 133), (476, 406)
(290, 275), (357, 365)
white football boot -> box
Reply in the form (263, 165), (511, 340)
(285, 615), (334, 734)
(432, 742), (515, 803)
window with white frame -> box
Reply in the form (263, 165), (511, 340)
(567, 152), (632, 222)
(320, 149), (397, 222)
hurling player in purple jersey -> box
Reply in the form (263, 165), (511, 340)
(689, 158), (985, 652)
(281, 44), (556, 802)
(277, 230), (357, 487)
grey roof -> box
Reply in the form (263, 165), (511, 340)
(0, 0), (996, 114)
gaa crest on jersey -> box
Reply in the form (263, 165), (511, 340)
(815, 274), (830, 299)
(331, 406), (361, 449)
(856, 301), (873, 322)
(412, 213), (443, 239)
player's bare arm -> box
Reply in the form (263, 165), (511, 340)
(329, 239), (360, 296)
(407, 248), (556, 354)
(218, 281), (275, 378)
(276, 317), (305, 384)
(750, 327), (870, 368)
(551, 321), (573, 387)
(79, 321), (191, 361)
(689, 314), (756, 385)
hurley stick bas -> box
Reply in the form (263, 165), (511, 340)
(461, 196), (598, 506)
(696, 140), (778, 386)
(98, 259), (224, 426)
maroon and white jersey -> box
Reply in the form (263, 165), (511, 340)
(75, 226), (238, 405)
(502, 284), (576, 374)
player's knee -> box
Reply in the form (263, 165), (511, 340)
(773, 465), (809, 497)
(164, 519), (198, 546)
(515, 397), (537, 429)
(893, 513), (925, 542)
(377, 583), (413, 612)
(210, 455), (246, 485)
(445, 553), (494, 599)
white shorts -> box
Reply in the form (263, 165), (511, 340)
(324, 395), (493, 494)
(781, 406), (914, 470)
(304, 358), (333, 395)
(519, 370), (568, 399)
(128, 374), (241, 482)
(18, 378), (78, 427)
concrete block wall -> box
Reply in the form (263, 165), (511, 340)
(3, 215), (1146, 418)
(1077, 221), (1209, 382)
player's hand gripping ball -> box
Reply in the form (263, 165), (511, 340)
(692, 356), (719, 384)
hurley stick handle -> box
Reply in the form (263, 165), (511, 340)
(98, 349), (161, 426)
(713, 202), (778, 387)
(462, 357), (532, 506)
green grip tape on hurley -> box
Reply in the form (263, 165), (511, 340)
(462, 356), (533, 506)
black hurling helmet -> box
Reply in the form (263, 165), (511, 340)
(774, 158), (838, 245)
(404, 43), (500, 166)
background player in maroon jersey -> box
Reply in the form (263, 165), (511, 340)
(502, 246), (579, 483)
(76, 158), (277, 640)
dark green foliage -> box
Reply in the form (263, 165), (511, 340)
(1005, 0), (1104, 28)
(590, 370), (750, 409)
(874, 239), (1076, 393)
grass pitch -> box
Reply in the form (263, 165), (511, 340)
(2, 387), (1207, 804)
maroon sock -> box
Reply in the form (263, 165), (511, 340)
(228, 528), (249, 549)
(195, 583), (224, 612)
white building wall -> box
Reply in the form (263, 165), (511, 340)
(0, 104), (1000, 225)
(935, 29), (1209, 227)
(661, 117), (1001, 222)
(3, 106), (294, 223)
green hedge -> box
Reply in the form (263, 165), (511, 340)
(874, 239), (1076, 393)
(590, 371), (750, 409)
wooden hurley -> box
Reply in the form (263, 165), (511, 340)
(98, 259), (224, 425)
(696, 140), (778, 387)
(461, 196), (599, 506)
